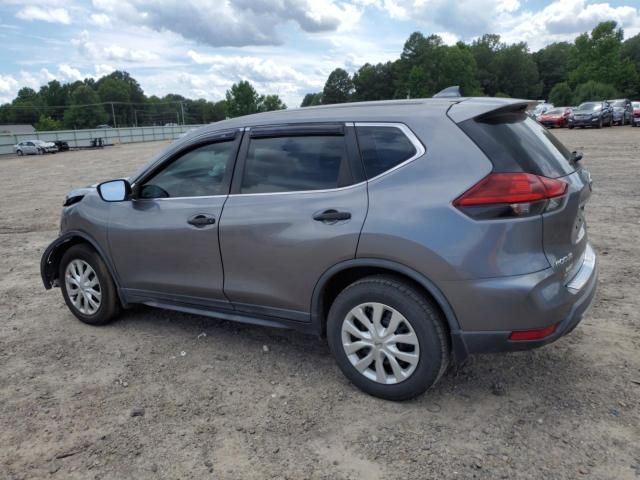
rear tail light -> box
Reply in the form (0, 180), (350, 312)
(509, 323), (557, 341)
(454, 173), (567, 219)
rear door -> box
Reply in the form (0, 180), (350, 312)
(456, 105), (591, 280)
(218, 123), (367, 321)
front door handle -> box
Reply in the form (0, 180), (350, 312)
(188, 214), (216, 227)
(313, 209), (351, 222)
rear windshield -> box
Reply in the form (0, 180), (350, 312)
(459, 110), (576, 178)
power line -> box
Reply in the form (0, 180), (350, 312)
(0, 100), (188, 109)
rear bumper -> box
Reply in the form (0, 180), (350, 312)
(449, 244), (598, 359)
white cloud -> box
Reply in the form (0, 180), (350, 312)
(16, 5), (71, 24)
(90, 13), (111, 27)
(72, 30), (160, 64)
(367, 0), (640, 50)
(91, 0), (361, 47)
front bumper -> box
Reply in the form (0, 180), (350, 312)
(632, 116), (640, 125)
(447, 244), (598, 359)
(569, 116), (600, 127)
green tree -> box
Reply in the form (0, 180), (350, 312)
(225, 81), (260, 117)
(569, 21), (637, 96)
(572, 81), (619, 104)
(63, 85), (108, 129)
(548, 82), (573, 106)
(97, 77), (129, 126)
(533, 42), (573, 99)
(35, 115), (63, 131)
(395, 33), (446, 97)
(10, 87), (41, 125)
(495, 43), (542, 98)
(322, 68), (353, 104)
(259, 94), (287, 112)
(300, 93), (322, 107)
(437, 43), (481, 96)
(352, 62), (396, 101)
(470, 34), (502, 96)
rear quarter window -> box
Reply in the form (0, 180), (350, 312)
(460, 111), (576, 178)
(356, 126), (417, 179)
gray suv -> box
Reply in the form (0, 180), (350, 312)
(41, 97), (598, 400)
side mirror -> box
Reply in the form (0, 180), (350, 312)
(97, 179), (131, 202)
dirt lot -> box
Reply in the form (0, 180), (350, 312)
(1, 127), (639, 480)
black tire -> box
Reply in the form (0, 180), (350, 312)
(37, 148), (43, 155)
(16, 150), (23, 156)
(59, 244), (121, 325)
(608, 117), (613, 127)
(568, 125), (574, 130)
(596, 118), (602, 129)
(327, 275), (450, 401)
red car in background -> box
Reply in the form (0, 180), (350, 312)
(632, 101), (640, 127)
(538, 107), (572, 128)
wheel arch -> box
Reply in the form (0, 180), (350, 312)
(311, 258), (462, 339)
(40, 231), (126, 305)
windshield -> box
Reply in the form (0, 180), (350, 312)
(545, 109), (563, 115)
(577, 102), (600, 111)
(633, 102), (640, 109)
(611, 100), (626, 108)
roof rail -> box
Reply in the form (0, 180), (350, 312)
(433, 86), (462, 98)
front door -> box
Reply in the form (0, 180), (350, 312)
(108, 134), (240, 308)
(219, 124), (368, 321)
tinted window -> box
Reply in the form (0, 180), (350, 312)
(460, 111), (575, 178)
(356, 126), (417, 179)
(140, 142), (234, 198)
(241, 136), (346, 193)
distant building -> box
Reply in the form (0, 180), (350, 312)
(0, 124), (35, 135)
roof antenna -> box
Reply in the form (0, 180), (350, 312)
(433, 86), (462, 98)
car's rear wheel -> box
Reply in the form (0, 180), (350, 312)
(327, 275), (449, 401)
(59, 244), (120, 325)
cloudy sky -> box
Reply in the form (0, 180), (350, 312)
(1, 0), (639, 106)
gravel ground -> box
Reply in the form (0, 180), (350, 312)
(1, 127), (639, 480)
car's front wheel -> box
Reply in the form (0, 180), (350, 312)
(59, 244), (121, 325)
(16, 150), (23, 156)
(327, 275), (449, 401)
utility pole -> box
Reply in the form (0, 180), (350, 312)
(110, 102), (117, 128)
(179, 101), (185, 125)
(176, 112), (180, 124)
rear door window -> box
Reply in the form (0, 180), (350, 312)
(355, 126), (417, 179)
(460, 111), (576, 178)
(240, 136), (348, 193)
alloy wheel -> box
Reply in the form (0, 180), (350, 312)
(341, 302), (420, 384)
(64, 259), (102, 315)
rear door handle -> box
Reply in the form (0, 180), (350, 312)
(188, 214), (216, 227)
(313, 209), (351, 222)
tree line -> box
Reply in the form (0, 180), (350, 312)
(304, 21), (640, 108)
(2, 20), (639, 131)
(0, 73), (286, 130)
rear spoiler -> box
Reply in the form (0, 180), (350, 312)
(447, 98), (533, 123)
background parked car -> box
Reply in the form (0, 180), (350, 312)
(632, 101), (640, 127)
(568, 101), (613, 129)
(538, 107), (572, 128)
(53, 140), (70, 151)
(530, 102), (554, 120)
(13, 140), (57, 155)
(96, 124), (112, 129)
(608, 99), (633, 125)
